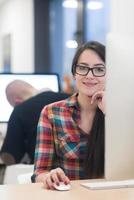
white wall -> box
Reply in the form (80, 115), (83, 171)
(0, 0), (34, 72)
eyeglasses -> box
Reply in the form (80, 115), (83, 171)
(75, 64), (106, 77)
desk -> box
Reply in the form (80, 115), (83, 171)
(0, 180), (134, 200)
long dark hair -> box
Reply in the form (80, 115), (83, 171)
(71, 41), (105, 178)
(85, 108), (105, 178)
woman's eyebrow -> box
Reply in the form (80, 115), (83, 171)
(78, 62), (105, 66)
(78, 62), (89, 65)
(94, 63), (105, 66)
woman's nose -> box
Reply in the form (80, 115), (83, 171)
(86, 69), (94, 78)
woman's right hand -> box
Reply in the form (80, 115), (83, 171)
(91, 90), (105, 114)
(36, 167), (70, 190)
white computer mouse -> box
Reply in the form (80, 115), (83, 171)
(53, 182), (71, 191)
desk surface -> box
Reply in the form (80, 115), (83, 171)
(0, 179), (134, 200)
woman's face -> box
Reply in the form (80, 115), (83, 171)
(74, 49), (106, 97)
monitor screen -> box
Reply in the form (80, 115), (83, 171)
(0, 73), (60, 122)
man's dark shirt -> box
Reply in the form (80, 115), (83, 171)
(0, 91), (70, 164)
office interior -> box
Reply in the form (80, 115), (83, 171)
(0, 0), (134, 187)
(0, 0), (109, 139)
(0, 0), (109, 86)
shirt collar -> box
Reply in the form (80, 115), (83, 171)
(66, 93), (79, 108)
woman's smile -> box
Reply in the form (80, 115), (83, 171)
(83, 81), (97, 88)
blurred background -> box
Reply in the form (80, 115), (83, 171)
(0, 0), (110, 92)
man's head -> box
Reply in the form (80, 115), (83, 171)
(6, 80), (38, 107)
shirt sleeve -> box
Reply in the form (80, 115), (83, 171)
(33, 106), (55, 177)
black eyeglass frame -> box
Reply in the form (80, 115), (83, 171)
(75, 64), (106, 77)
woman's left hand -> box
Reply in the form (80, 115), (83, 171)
(91, 91), (105, 114)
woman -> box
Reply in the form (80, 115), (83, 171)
(32, 41), (106, 189)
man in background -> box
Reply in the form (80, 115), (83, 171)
(5, 79), (39, 107)
(0, 80), (70, 165)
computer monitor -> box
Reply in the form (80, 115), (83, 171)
(105, 34), (134, 180)
(0, 73), (60, 122)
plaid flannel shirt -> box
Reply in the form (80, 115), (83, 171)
(33, 93), (89, 180)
